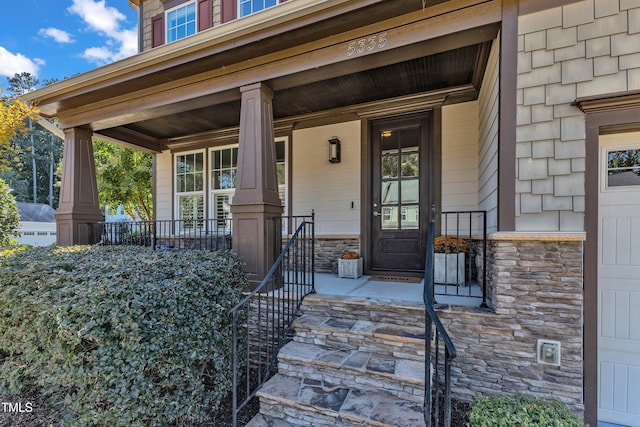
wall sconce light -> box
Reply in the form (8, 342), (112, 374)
(329, 137), (341, 163)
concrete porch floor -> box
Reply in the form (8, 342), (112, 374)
(313, 273), (484, 307)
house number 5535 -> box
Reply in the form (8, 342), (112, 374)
(346, 32), (388, 57)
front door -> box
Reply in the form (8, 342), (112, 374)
(370, 114), (433, 273)
(598, 132), (640, 426)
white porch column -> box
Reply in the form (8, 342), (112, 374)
(56, 127), (103, 246)
(231, 82), (283, 288)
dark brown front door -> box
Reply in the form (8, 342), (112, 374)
(370, 113), (433, 273)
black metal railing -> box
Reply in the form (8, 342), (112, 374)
(433, 210), (488, 307)
(227, 213), (315, 427)
(90, 219), (232, 251)
(424, 210), (457, 427)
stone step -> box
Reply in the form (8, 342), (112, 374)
(292, 313), (426, 362)
(277, 341), (426, 403)
(300, 294), (426, 328)
(255, 374), (427, 427)
(245, 413), (295, 427)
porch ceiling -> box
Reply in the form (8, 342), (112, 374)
(25, 0), (502, 152)
(103, 41), (491, 144)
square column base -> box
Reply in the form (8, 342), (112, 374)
(231, 203), (283, 289)
(56, 211), (104, 246)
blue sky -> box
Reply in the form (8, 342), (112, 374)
(0, 0), (138, 91)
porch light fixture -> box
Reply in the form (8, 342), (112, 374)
(329, 137), (341, 163)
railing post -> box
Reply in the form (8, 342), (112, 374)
(231, 311), (238, 427)
(311, 210), (316, 294)
(444, 349), (453, 426)
(481, 212), (489, 308)
(425, 317), (433, 427)
(424, 207), (456, 427)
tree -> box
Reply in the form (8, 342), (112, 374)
(1, 74), (63, 208)
(0, 89), (38, 147)
(94, 139), (153, 221)
(8, 73), (40, 203)
(0, 178), (20, 246)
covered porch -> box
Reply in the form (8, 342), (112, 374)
(24, 0), (505, 287)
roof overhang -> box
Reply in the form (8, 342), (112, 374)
(23, 0), (500, 152)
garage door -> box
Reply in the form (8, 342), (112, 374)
(598, 132), (640, 427)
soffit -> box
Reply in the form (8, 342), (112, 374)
(112, 41), (490, 143)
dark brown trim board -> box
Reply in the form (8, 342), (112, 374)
(498, 0), (518, 231)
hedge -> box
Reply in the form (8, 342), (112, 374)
(467, 393), (586, 426)
(0, 245), (247, 426)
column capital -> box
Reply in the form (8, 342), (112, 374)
(240, 82), (274, 98)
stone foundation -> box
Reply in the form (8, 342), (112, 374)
(438, 235), (585, 417)
(246, 234), (587, 419)
(314, 236), (360, 274)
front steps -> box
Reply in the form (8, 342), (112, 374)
(246, 294), (429, 427)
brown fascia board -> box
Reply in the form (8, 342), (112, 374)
(22, 0), (395, 117)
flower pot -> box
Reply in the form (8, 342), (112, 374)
(338, 258), (363, 279)
(434, 253), (465, 286)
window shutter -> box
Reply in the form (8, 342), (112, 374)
(151, 13), (165, 47)
(198, 0), (213, 31)
(221, 0), (236, 23)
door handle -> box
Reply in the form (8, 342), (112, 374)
(373, 211), (380, 216)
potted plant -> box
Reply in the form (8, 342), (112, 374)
(338, 250), (363, 279)
(433, 235), (468, 286)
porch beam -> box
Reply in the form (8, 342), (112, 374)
(94, 127), (164, 154)
(56, 0), (501, 132)
(163, 86), (475, 151)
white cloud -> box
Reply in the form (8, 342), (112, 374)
(0, 46), (42, 79)
(38, 27), (75, 44)
(68, 0), (138, 65)
(81, 46), (114, 64)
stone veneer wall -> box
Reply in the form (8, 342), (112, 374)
(141, 0), (163, 52)
(516, 0), (640, 231)
(314, 237), (360, 274)
(438, 236), (585, 416)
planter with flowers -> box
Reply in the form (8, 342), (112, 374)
(338, 251), (363, 279)
(433, 235), (468, 286)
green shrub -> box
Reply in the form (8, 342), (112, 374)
(467, 393), (586, 427)
(0, 178), (20, 246)
(0, 245), (247, 426)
